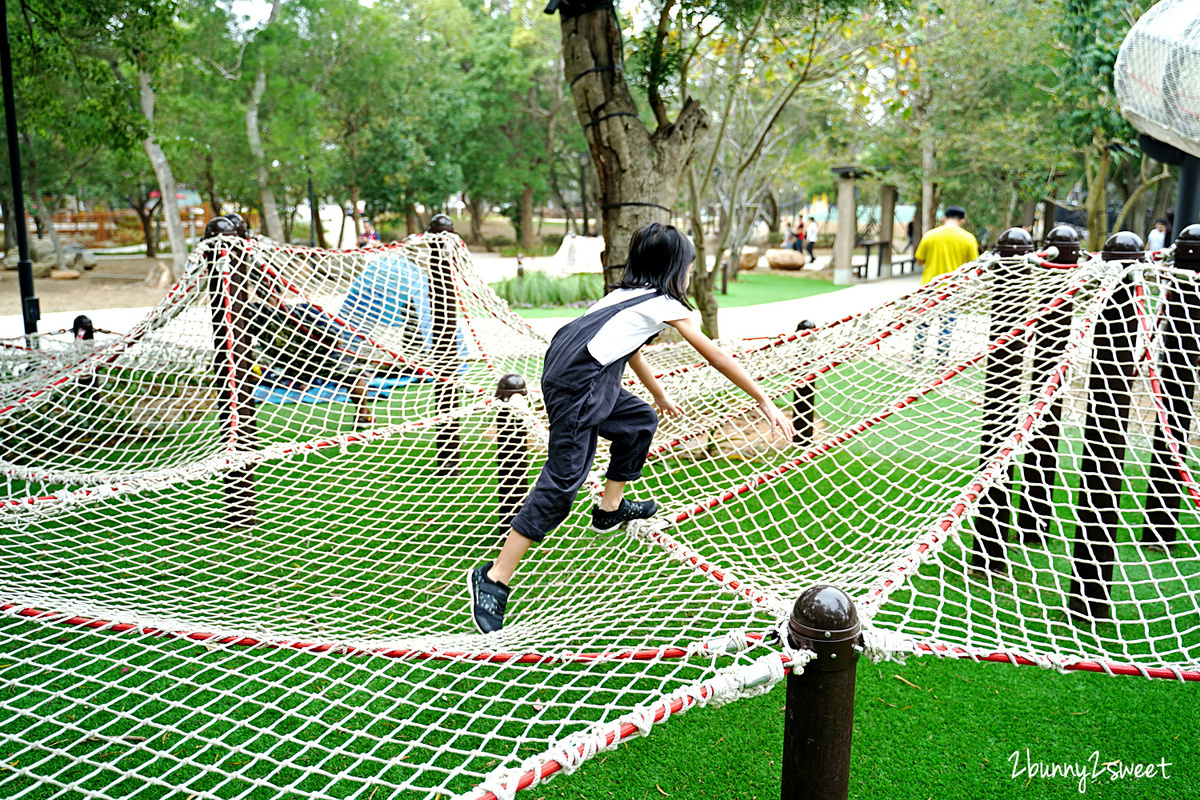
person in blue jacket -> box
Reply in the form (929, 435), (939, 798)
(467, 222), (795, 633)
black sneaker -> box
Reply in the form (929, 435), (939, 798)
(466, 562), (510, 634)
(591, 498), (658, 533)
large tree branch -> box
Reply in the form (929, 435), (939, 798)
(647, 0), (676, 130)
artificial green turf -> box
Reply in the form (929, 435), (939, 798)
(520, 656), (1200, 800)
(510, 271), (842, 319)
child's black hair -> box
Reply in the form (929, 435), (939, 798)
(616, 222), (695, 309)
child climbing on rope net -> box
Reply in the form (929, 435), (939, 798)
(467, 222), (795, 633)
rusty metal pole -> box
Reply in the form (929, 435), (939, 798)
(1016, 225), (1080, 542)
(792, 319), (818, 445)
(495, 374), (529, 532)
(1142, 224), (1200, 550)
(428, 214), (462, 476)
(781, 585), (861, 800)
(1068, 232), (1143, 623)
(970, 228), (1033, 573)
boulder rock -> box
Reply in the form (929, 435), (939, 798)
(30, 238), (57, 263)
(766, 248), (806, 270)
(64, 243), (99, 270)
(50, 269), (82, 280)
(739, 251), (761, 270)
(31, 262), (51, 279)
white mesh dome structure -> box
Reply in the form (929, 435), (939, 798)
(1115, 0), (1200, 158)
(1, 231), (1198, 799)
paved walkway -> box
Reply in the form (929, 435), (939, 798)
(0, 252), (921, 341)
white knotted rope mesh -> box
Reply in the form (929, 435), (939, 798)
(1, 232), (1197, 798)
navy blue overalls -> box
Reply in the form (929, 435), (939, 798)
(508, 292), (664, 541)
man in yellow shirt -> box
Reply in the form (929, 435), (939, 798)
(913, 206), (979, 364)
(916, 206), (979, 284)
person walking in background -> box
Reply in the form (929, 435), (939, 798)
(913, 206), (978, 365)
(1147, 218), (1168, 251)
(804, 216), (818, 262)
(904, 219), (914, 253)
(791, 217), (805, 252)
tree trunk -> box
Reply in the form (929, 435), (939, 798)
(247, 70), (283, 241)
(21, 135), (66, 269)
(349, 184), (362, 239)
(139, 72), (186, 282)
(313, 201), (328, 248)
(336, 203), (347, 248)
(548, 169), (578, 235)
(245, 0), (283, 241)
(468, 194), (489, 249)
(1084, 138), (1110, 252)
(1150, 166), (1174, 235)
(518, 183), (535, 250)
(558, 5), (707, 290)
(406, 208), (418, 236)
(920, 129), (937, 238)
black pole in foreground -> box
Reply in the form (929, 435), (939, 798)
(429, 215), (461, 476)
(1068, 232), (1143, 623)
(970, 228), (1033, 574)
(495, 374), (529, 533)
(782, 585), (861, 800)
(1015, 225), (1080, 542)
(0, 0), (37, 335)
(791, 319), (818, 445)
(1142, 224), (1200, 549)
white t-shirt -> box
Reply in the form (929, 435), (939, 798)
(805, 223), (819, 242)
(584, 288), (692, 366)
(1147, 228), (1166, 251)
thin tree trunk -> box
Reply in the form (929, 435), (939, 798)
(406, 208), (418, 236)
(336, 203), (347, 248)
(519, 183), (535, 250)
(1084, 138), (1110, 252)
(468, 195), (489, 249)
(139, 72), (186, 282)
(313, 200), (328, 248)
(246, 0), (284, 241)
(349, 185), (362, 239)
(920, 129), (937, 239)
(21, 135), (66, 269)
(138, 205), (156, 258)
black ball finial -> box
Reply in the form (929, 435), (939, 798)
(1044, 225), (1081, 265)
(496, 373), (528, 400)
(204, 216), (237, 239)
(223, 212), (249, 238)
(995, 227), (1035, 257)
(1175, 224), (1200, 262)
(72, 314), (95, 341)
(1102, 231), (1146, 262)
(429, 214), (456, 234)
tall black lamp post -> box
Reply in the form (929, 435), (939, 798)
(577, 151), (590, 236)
(1, 0), (36, 336)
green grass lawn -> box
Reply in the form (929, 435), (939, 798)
(512, 270), (842, 319)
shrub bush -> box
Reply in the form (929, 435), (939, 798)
(487, 235), (515, 248)
(490, 269), (604, 308)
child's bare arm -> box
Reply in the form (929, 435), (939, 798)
(666, 317), (795, 441)
(628, 350), (683, 417)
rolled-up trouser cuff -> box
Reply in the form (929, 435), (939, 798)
(604, 468), (644, 483)
(509, 519), (545, 543)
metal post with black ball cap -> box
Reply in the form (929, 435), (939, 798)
(1142, 224), (1200, 551)
(429, 214), (461, 475)
(781, 585), (862, 800)
(1016, 225), (1080, 541)
(970, 227), (1036, 572)
(1068, 231), (1143, 624)
(204, 215), (259, 528)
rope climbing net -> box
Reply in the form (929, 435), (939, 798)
(0, 232), (1197, 799)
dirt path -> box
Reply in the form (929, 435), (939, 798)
(0, 258), (172, 317)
